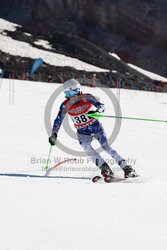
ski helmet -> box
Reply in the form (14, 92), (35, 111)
(63, 79), (81, 98)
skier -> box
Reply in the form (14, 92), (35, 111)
(49, 79), (137, 179)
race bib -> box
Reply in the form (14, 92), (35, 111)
(70, 114), (96, 128)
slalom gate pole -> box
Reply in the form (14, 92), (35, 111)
(116, 77), (119, 121)
(87, 113), (167, 123)
(0, 69), (4, 91)
(117, 76), (121, 118)
(9, 73), (11, 106)
(12, 72), (15, 106)
(44, 146), (53, 171)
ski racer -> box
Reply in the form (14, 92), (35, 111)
(49, 79), (137, 178)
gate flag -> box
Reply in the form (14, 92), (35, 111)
(30, 58), (44, 75)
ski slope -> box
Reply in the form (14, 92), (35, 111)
(0, 79), (167, 250)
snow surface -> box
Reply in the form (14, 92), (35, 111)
(0, 18), (108, 72)
(109, 51), (167, 82)
(0, 18), (20, 32)
(23, 32), (32, 37)
(34, 39), (53, 50)
(128, 63), (167, 82)
(109, 52), (121, 60)
(0, 78), (167, 250)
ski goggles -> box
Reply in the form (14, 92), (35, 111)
(64, 88), (80, 98)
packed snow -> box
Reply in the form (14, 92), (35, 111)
(0, 78), (167, 250)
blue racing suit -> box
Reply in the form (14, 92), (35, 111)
(52, 93), (126, 168)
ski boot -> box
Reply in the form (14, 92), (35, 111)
(101, 162), (114, 183)
(123, 165), (138, 178)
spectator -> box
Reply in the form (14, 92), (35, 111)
(47, 75), (52, 83)
(91, 73), (97, 87)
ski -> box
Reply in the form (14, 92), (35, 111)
(92, 175), (102, 183)
(92, 175), (141, 183)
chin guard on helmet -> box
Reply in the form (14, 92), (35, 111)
(63, 79), (81, 98)
(64, 88), (80, 98)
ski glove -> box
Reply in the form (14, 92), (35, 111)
(87, 105), (106, 115)
(49, 133), (57, 146)
(97, 104), (106, 113)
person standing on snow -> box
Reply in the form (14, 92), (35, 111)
(49, 79), (137, 178)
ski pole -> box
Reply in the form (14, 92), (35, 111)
(44, 146), (53, 171)
(87, 113), (167, 123)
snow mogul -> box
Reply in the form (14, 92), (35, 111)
(49, 79), (137, 179)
